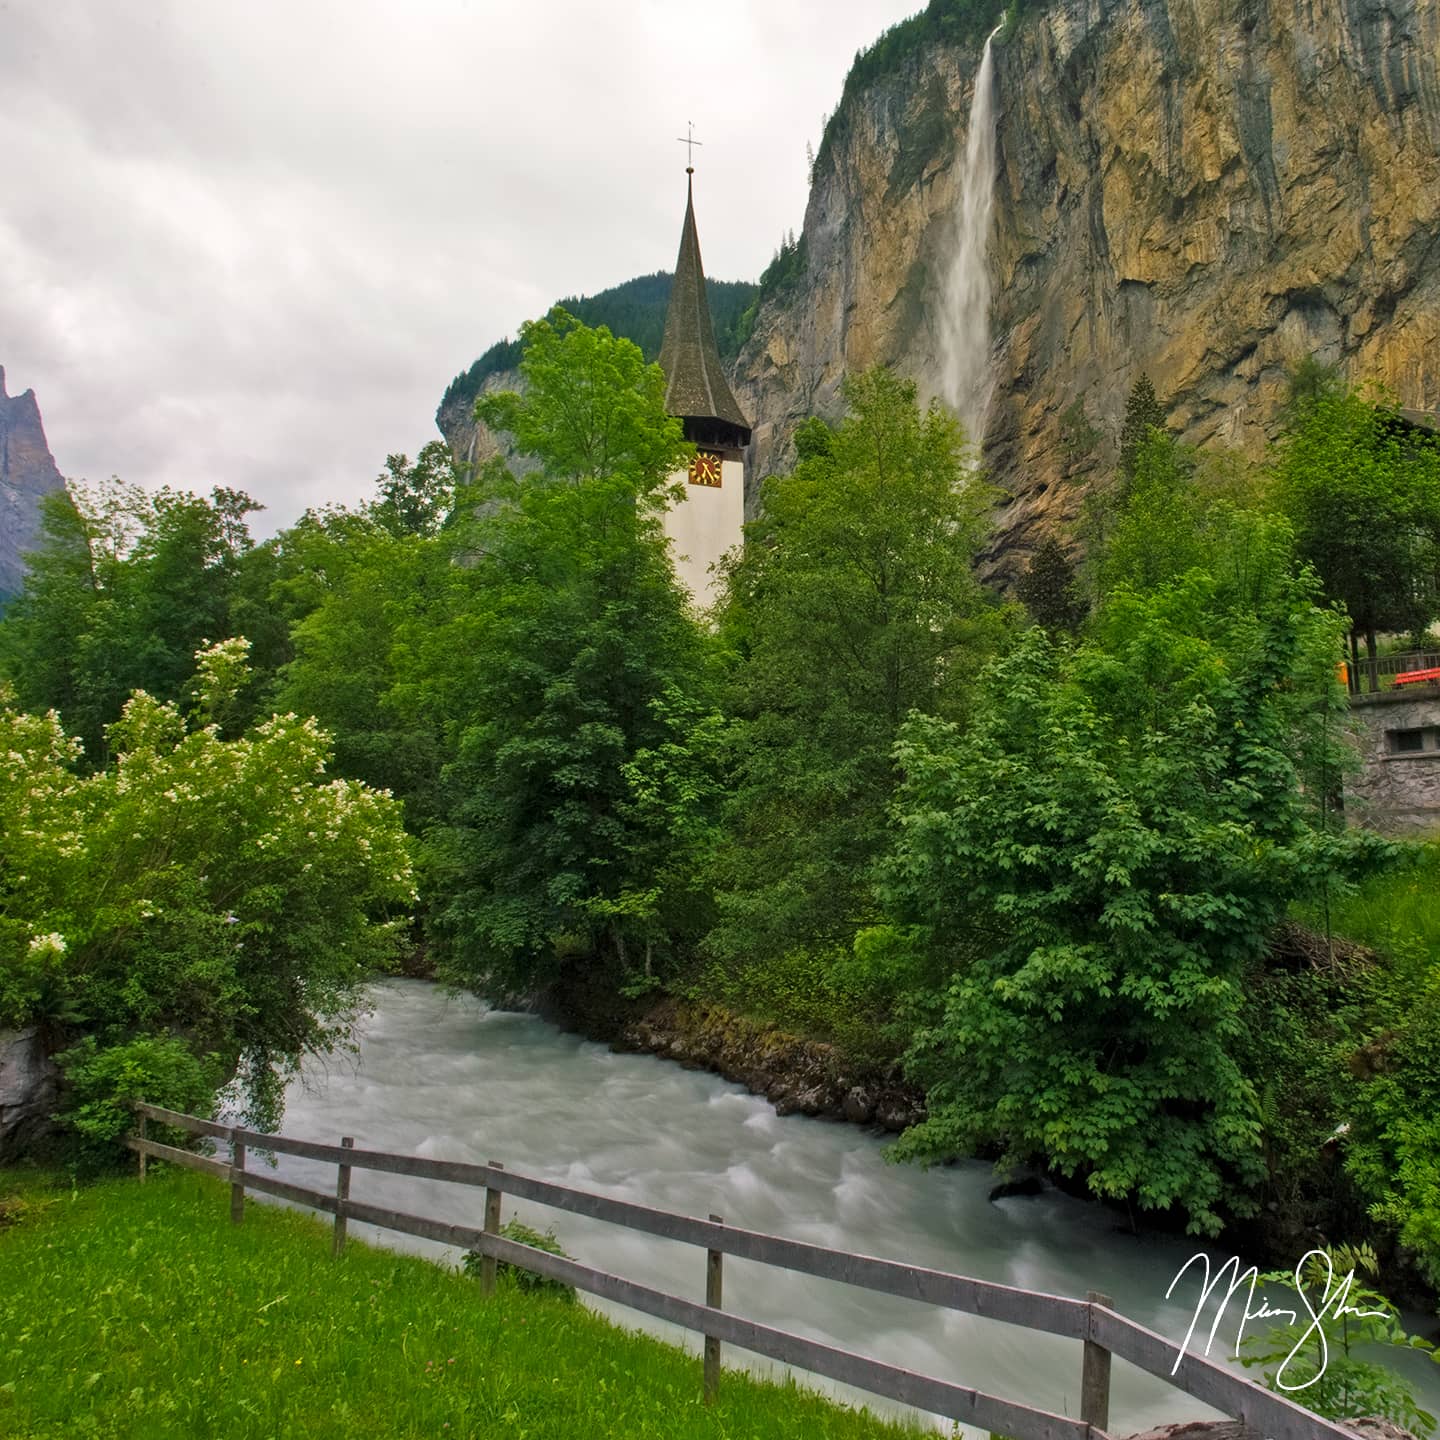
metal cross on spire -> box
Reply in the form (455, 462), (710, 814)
(676, 121), (703, 172)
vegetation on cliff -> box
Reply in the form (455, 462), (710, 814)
(814, 0), (1033, 181)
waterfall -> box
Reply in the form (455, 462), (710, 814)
(938, 25), (1002, 451)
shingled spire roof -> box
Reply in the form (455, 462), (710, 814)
(658, 172), (751, 445)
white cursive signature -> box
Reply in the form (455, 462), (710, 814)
(1165, 1249), (1388, 1391)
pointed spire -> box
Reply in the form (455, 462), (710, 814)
(658, 173), (751, 446)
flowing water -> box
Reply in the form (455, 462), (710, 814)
(938, 26), (1002, 450)
(260, 979), (1440, 1433)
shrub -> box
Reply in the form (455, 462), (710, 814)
(0, 640), (415, 1158)
(1241, 1244), (1438, 1436)
(463, 1219), (577, 1303)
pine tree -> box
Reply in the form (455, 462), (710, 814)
(1015, 538), (1086, 633)
(1118, 374), (1166, 480)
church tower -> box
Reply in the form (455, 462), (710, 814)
(657, 166), (751, 608)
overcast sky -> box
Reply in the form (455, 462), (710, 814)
(1, 0), (922, 534)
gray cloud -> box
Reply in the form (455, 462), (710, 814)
(1, 0), (919, 533)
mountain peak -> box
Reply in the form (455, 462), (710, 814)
(0, 368), (68, 602)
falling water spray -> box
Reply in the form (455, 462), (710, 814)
(938, 24), (1002, 450)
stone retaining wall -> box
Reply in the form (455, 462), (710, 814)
(1346, 690), (1440, 836)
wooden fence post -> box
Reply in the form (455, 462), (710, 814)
(137, 1110), (148, 1184)
(332, 1136), (354, 1257)
(229, 1130), (246, 1225)
(704, 1212), (724, 1405)
(481, 1161), (503, 1296)
(1081, 1289), (1112, 1435)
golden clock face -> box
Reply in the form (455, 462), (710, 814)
(688, 451), (723, 487)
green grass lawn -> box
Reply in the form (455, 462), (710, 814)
(0, 1166), (925, 1440)
(1296, 839), (1440, 957)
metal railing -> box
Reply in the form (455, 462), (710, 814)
(1344, 651), (1440, 696)
(127, 1102), (1355, 1440)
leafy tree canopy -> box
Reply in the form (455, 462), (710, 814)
(475, 308), (688, 499)
(881, 565), (1386, 1232)
(0, 639), (414, 1152)
(372, 440), (461, 539)
(705, 368), (1009, 974)
(0, 482), (277, 763)
(429, 312), (719, 995)
(1275, 376), (1440, 653)
(274, 519), (452, 835)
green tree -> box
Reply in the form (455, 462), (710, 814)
(372, 441), (459, 539)
(473, 308), (685, 492)
(1275, 378), (1440, 660)
(880, 567), (1381, 1232)
(1088, 429), (1205, 597)
(1117, 373), (1166, 479)
(428, 311), (716, 996)
(1081, 380), (1177, 597)
(1015, 538), (1086, 633)
(1084, 429), (1294, 621)
(706, 369), (1006, 979)
(0, 482), (269, 762)
(274, 515), (451, 834)
(0, 640), (414, 1153)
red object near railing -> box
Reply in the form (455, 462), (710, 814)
(1346, 651), (1440, 695)
(1395, 666), (1440, 687)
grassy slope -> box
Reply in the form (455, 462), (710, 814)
(0, 1167), (921, 1440)
(1295, 839), (1440, 956)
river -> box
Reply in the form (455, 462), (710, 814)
(267, 979), (1439, 1434)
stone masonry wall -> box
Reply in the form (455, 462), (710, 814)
(1346, 689), (1440, 835)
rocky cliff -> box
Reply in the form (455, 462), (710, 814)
(0, 367), (66, 602)
(732, 0), (1440, 579)
(436, 366), (525, 480)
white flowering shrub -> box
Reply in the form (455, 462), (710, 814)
(0, 640), (415, 1157)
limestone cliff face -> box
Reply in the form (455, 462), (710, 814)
(0, 367), (67, 601)
(435, 367), (522, 478)
(733, 0), (1440, 579)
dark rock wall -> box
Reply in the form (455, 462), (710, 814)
(0, 367), (67, 601)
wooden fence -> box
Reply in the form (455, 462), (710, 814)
(127, 1103), (1355, 1440)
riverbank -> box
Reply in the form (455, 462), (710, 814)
(539, 958), (923, 1129)
(537, 959), (1438, 1317)
(0, 1165), (923, 1440)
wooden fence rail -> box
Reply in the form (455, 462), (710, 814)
(126, 1103), (1356, 1440)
